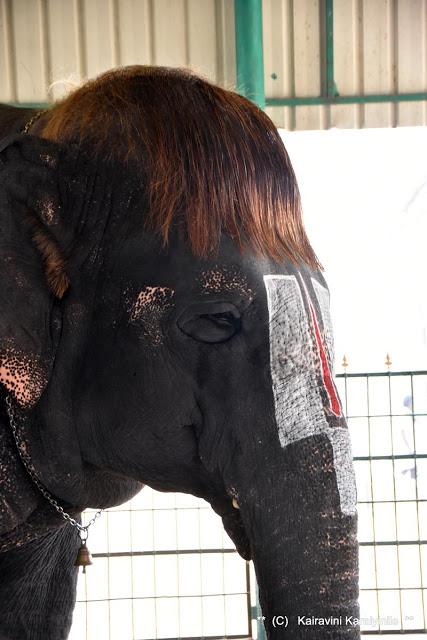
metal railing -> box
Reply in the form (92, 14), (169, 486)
(71, 492), (253, 640)
(336, 370), (427, 636)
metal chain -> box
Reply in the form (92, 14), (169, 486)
(21, 110), (46, 134)
(5, 395), (102, 537)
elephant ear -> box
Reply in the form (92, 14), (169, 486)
(0, 134), (75, 408)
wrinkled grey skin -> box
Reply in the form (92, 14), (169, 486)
(0, 106), (360, 639)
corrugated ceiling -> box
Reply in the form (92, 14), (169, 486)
(1, 0), (426, 129)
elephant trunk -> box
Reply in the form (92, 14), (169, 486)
(234, 434), (360, 639)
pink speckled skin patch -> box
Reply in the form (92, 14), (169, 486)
(126, 285), (175, 346)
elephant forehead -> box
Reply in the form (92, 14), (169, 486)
(263, 273), (357, 517)
(128, 286), (175, 322)
(197, 266), (253, 299)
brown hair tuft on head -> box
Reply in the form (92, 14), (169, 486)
(41, 66), (321, 269)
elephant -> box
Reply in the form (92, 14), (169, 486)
(0, 66), (360, 639)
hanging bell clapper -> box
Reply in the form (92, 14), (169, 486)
(75, 528), (93, 573)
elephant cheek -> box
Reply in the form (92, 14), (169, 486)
(0, 344), (48, 408)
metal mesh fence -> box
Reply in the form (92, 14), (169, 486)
(69, 371), (427, 639)
(70, 490), (255, 640)
(336, 370), (427, 636)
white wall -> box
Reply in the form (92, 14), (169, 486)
(281, 126), (427, 372)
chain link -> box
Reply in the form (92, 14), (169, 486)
(21, 110), (46, 134)
(5, 395), (102, 536)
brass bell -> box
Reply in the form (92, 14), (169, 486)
(75, 539), (93, 573)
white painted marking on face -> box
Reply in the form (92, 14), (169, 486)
(311, 278), (334, 367)
(263, 274), (357, 516)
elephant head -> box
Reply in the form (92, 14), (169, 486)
(0, 66), (359, 638)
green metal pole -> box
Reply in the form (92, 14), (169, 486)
(255, 582), (267, 640)
(234, 0), (266, 110)
(266, 91), (427, 107)
(10, 90), (427, 109)
(8, 102), (51, 108)
(325, 0), (337, 97)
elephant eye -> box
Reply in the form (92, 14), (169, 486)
(177, 302), (241, 343)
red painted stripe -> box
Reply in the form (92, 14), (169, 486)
(307, 299), (342, 417)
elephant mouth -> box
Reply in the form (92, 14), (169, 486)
(209, 493), (251, 561)
(222, 507), (251, 560)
